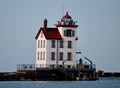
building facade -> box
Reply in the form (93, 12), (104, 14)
(35, 12), (78, 69)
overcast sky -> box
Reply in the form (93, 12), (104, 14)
(0, 0), (120, 72)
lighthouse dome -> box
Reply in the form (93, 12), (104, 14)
(55, 12), (78, 27)
(61, 12), (73, 23)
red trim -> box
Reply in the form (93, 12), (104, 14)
(63, 12), (71, 18)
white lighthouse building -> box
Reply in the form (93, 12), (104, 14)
(35, 12), (78, 69)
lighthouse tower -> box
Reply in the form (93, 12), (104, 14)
(35, 12), (78, 69)
(55, 12), (78, 68)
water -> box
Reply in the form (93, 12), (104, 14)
(0, 77), (120, 88)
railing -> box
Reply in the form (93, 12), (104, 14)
(17, 64), (36, 71)
(17, 64), (96, 71)
(76, 64), (96, 69)
(17, 64), (76, 71)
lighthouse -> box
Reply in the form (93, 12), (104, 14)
(16, 12), (97, 81)
(35, 12), (78, 69)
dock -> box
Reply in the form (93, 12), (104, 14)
(0, 63), (98, 81)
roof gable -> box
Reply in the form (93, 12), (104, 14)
(35, 28), (62, 40)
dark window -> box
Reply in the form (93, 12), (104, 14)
(68, 65), (71, 68)
(51, 40), (55, 48)
(64, 30), (67, 36)
(43, 52), (45, 60)
(60, 40), (64, 48)
(43, 40), (45, 48)
(41, 32), (43, 38)
(51, 52), (55, 60)
(38, 40), (40, 48)
(68, 52), (72, 61)
(41, 40), (42, 48)
(72, 30), (75, 36)
(68, 41), (72, 48)
(59, 52), (63, 60)
(67, 30), (71, 36)
(38, 52), (39, 60)
(64, 29), (75, 37)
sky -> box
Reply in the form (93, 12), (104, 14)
(0, 0), (120, 72)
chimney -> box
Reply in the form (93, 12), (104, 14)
(43, 18), (47, 31)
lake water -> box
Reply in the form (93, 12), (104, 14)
(0, 77), (120, 88)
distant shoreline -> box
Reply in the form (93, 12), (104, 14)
(96, 71), (120, 77)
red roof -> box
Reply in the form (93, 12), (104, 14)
(62, 12), (71, 19)
(35, 28), (62, 40)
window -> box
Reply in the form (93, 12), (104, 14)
(43, 40), (45, 48)
(68, 41), (72, 48)
(64, 30), (67, 36)
(59, 52), (63, 60)
(68, 65), (71, 68)
(38, 40), (40, 48)
(41, 32), (43, 38)
(72, 30), (75, 36)
(64, 30), (71, 36)
(51, 40), (55, 48)
(43, 52), (45, 60)
(64, 29), (75, 37)
(67, 30), (72, 36)
(41, 40), (42, 48)
(40, 64), (41, 68)
(60, 40), (64, 48)
(37, 52), (39, 60)
(51, 52), (55, 60)
(68, 52), (72, 61)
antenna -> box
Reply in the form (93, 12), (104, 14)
(62, 3), (64, 17)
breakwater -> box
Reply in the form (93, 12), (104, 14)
(96, 71), (120, 77)
(0, 68), (98, 81)
(0, 69), (119, 81)
(0, 69), (78, 81)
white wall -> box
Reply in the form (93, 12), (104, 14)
(57, 27), (77, 67)
(36, 26), (78, 68)
(36, 31), (47, 68)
